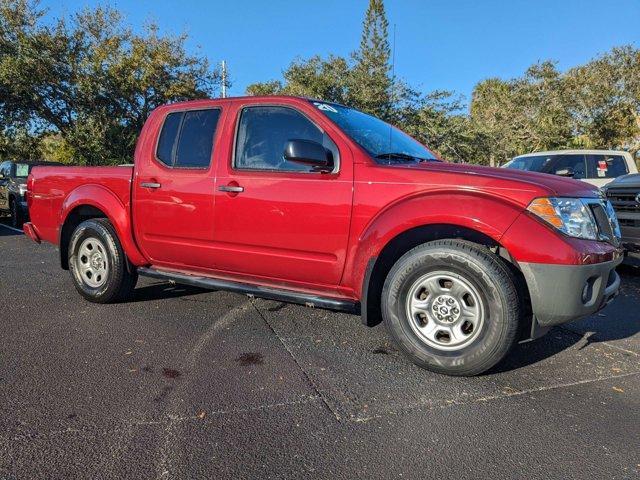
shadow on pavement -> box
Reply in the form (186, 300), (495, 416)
(130, 281), (211, 302)
(491, 267), (640, 373)
(0, 221), (22, 236)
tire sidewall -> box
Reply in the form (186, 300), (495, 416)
(11, 200), (20, 228)
(68, 220), (123, 302)
(383, 244), (515, 374)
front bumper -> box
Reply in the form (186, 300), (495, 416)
(520, 256), (622, 327)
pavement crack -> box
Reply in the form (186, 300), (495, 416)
(155, 301), (253, 479)
(355, 370), (640, 422)
(250, 299), (343, 422)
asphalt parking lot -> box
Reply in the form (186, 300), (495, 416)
(0, 219), (638, 480)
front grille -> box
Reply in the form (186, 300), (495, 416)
(619, 218), (640, 228)
(606, 188), (640, 212)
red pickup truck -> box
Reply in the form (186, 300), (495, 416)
(24, 96), (623, 376)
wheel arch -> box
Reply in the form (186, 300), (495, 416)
(359, 223), (531, 333)
(59, 185), (146, 270)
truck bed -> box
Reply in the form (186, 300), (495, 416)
(27, 166), (134, 245)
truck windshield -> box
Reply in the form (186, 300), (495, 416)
(310, 101), (438, 164)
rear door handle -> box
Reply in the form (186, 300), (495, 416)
(218, 185), (244, 193)
(141, 182), (161, 189)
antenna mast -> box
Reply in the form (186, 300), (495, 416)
(221, 60), (227, 98)
(388, 23), (396, 153)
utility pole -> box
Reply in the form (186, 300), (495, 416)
(221, 60), (227, 98)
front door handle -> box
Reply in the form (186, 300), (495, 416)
(141, 182), (161, 189)
(218, 185), (244, 193)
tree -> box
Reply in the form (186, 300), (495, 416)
(0, 0), (223, 165)
(470, 62), (577, 165)
(247, 0), (394, 119)
(245, 1), (473, 162)
(565, 46), (640, 154)
(246, 55), (350, 103)
(348, 0), (392, 118)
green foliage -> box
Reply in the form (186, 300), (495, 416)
(348, 0), (392, 118)
(470, 51), (640, 164)
(247, 0), (392, 119)
(0, 0), (222, 165)
(2, 0), (639, 167)
(565, 46), (640, 152)
(247, 1), (640, 165)
(469, 63), (575, 164)
(247, 55), (351, 103)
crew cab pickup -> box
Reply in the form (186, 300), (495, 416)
(24, 96), (623, 376)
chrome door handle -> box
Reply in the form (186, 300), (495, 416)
(218, 185), (244, 193)
(141, 182), (161, 189)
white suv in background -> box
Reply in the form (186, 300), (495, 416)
(502, 149), (637, 188)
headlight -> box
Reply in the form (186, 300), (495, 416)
(527, 197), (598, 240)
(18, 184), (27, 196)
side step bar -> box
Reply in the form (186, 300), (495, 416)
(137, 267), (360, 314)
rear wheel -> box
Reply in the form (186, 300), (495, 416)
(68, 218), (137, 303)
(10, 199), (23, 229)
(382, 239), (520, 376)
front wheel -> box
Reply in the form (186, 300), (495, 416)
(382, 239), (521, 376)
(68, 218), (137, 303)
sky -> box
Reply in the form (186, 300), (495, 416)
(41, 0), (640, 103)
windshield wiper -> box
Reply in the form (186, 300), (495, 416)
(375, 152), (428, 163)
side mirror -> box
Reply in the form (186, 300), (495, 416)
(555, 167), (575, 177)
(283, 139), (332, 171)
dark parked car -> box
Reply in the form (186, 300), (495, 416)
(0, 160), (61, 228)
(604, 173), (640, 264)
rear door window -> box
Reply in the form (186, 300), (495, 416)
(156, 113), (182, 166)
(586, 154), (628, 179)
(155, 109), (221, 168)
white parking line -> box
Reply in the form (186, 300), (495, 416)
(0, 222), (24, 234)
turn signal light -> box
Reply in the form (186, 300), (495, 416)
(527, 198), (564, 228)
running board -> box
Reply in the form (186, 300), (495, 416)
(137, 267), (360, 314)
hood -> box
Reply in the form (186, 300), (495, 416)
(402, 161), (600, 198)
(604, 173), (640, 188)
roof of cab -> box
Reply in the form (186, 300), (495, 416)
(157, 95), (347, 111)
(514, 149), (632, 158)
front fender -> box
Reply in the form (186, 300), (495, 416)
(343, 190), (525, 296)
(60, 184), (147, 266)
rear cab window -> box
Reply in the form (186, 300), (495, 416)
(155, 108), (221, 169)
(15, 164), (30, 178)
(587, 154), (628, 179)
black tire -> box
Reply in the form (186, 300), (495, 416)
(381, 239), (520, 376)
(68, 218), (138, 303)
(10, 199), (23, 229)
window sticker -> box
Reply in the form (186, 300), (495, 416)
(313, 102), (338, 113)
(597, 159), (608, 177)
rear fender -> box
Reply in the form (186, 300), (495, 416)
(60, 184), (147, 266)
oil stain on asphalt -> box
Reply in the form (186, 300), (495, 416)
(235, 352), (264, 366)
(162, 368), (182, 379)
